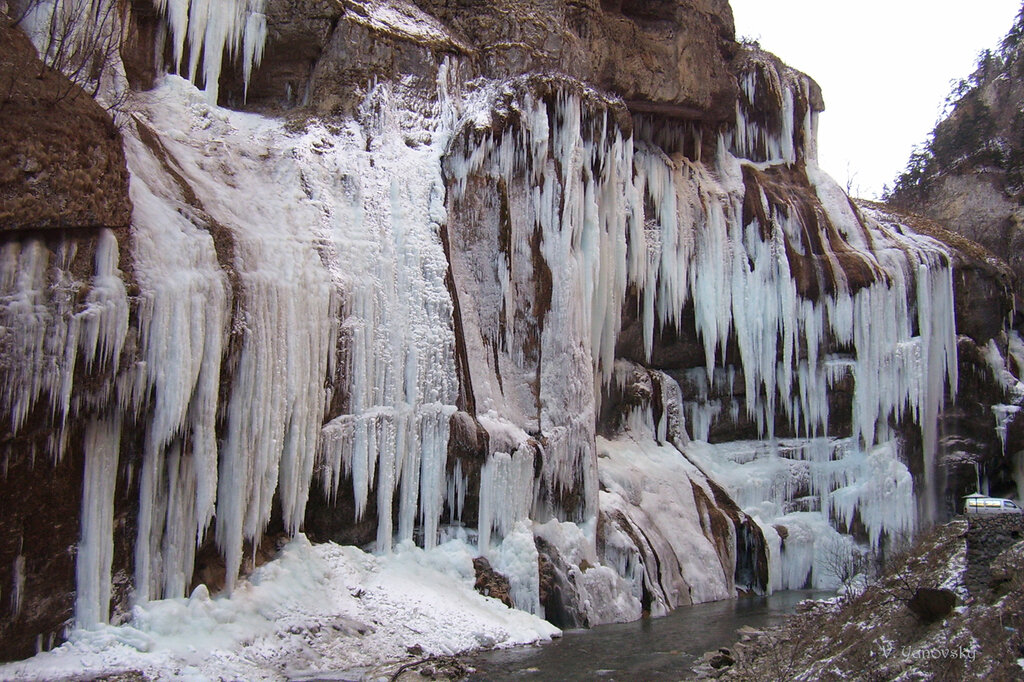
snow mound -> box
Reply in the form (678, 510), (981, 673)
(0, 536), (558, 681)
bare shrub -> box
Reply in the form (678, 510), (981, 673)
(11, 0), (129, 112)
(821, 536), (869, 601)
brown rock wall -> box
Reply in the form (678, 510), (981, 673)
(0, 20), (131, 232)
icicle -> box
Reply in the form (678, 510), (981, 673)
(446, 459), (467, 524)
(982, 335), (1024, 457)
(0, 229), (129, 462)
(153, 0), (267, 103)
(478, 447), (535, 554)
(11, 554), (26, 617)
(75, 416), (121, 629)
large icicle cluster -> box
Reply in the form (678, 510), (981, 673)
(687, 436), (916, 589)
(121, 120), (231, 601)
(441, 56), (958, 607)
(0, 6), (966, 652)
(0, 231), (127, 459)
(309, 79), (460, 555)
(1, 68), (459, 628)
(0, 229), (131, 626)
(152, 0), (267, 103)
(124, 80), (340, 598)
(447, 85), (636, 523)
(126, 75), (460, 592)
(447, 62), (956, 528)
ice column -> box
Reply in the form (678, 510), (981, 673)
(477, 447), (536, 554)
(75, 417), (121, 629)
(214, 240), (335, 591)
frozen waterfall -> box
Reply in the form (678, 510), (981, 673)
(0, 17), (961, 652)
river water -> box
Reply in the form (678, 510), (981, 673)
(465, 590), (832, 681)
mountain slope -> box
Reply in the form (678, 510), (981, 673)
(887, 4), (1024, 303)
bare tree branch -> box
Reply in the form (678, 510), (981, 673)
(13, 0), (129, 115)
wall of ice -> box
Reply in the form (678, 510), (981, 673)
(1, 65), (460, 631)
(0, 7), (964, 649)
(443, 55), (957, 593)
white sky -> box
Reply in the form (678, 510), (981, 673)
(729, 1), (1022, 198)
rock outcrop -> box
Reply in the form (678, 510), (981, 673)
(0, 18), (131, 231)
(220, 0), (738, 120)
(411, 0), (738, 119)
(885, 7), (1024, 512)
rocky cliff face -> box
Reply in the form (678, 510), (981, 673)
(0, 14), (134, 660)
(227, 0), (738, 120)
(0, 0), (1019, 670)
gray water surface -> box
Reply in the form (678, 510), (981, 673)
(467, 590), (832, 681)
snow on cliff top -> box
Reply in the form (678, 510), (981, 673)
(344, 0), (472, 52)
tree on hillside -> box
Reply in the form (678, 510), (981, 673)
(885, 2), (1024, 206)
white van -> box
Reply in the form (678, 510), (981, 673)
(963, 494), (1024, 516)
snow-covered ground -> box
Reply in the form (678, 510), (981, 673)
(0, 536), (559, 681)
